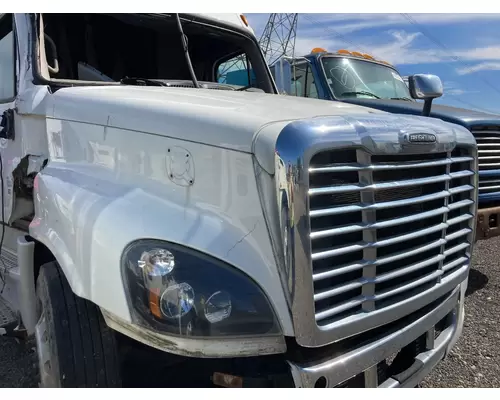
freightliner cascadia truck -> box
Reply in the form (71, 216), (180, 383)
(0, 13), (476, 388)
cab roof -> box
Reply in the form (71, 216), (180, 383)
(188, 13), (255, 35)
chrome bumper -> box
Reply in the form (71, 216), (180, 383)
(287, 280), (466, 388)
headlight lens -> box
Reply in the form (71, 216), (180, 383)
(122, 240), (281, 337)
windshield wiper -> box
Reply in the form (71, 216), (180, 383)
(390, 97), (413, 101)
(175, 13), (200, 89)
(120, 77), (166, 86)
(237, 83), (253, 91)
(340, 91), (381, 99)
(237, 82), (263, 91)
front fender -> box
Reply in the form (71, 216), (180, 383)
(29, 120), (293, 336)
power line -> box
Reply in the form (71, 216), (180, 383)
(401, 13), (500, 98)
(301, 14), (373, 56)
(445, 97), (499, 115)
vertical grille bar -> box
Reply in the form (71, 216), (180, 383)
(358, 150), (377, 312)
(437, 152), (451, 283)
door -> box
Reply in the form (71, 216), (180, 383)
(0, 13), (17, 225)
(0, 13), (45, 226)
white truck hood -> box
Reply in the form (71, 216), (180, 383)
(47, 85), (385, 153)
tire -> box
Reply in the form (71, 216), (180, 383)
(34, 261), (121, 387)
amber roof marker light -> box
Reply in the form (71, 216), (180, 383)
(240, 14), (249, 27)
(311, 47), (327, 53)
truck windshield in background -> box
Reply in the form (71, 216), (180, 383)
(320, 56), (412, 100)
(218, 57), (257, 87)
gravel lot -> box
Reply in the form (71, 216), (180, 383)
(1, 237), (499, 388)
(420, 236), (500, 388)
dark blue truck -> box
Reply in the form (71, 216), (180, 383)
(259, 48), (500, 240)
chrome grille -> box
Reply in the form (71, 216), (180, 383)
(308, 147), (475, 327)
(472, 128), (500, 198)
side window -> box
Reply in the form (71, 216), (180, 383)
(0, 14), (15, 100)
(290, 63), (307, 97)
(290, 63), (319, 98)
(306, 66), (319, 99)
(216, 54), (255, 87)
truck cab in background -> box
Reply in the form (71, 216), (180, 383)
(0, 13), (476, 388)
(271, 48), (498, 240)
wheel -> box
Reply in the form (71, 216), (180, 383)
(34, 261), (121, 387)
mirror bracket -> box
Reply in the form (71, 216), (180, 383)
(422, 99), (433, 117)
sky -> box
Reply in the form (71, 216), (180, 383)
(246, 13), (500, 115)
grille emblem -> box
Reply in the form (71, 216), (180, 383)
(408, 133), (437, 143)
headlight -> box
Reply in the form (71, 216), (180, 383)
(121, 239), (281, 337)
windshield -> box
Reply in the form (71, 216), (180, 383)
(38, 14), (275, 93)
(321, 56), (412, 100)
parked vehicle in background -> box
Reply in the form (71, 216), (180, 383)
(268, 48), (496, 240)
(0, 13), (476, 388)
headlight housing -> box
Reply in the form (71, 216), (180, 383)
(121, 239), (281, 338)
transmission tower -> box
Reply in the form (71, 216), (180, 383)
(259, 13), (298, 66)
(218, 13), (299, 82)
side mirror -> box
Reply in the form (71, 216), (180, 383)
(273, 58), (292, 95)
(408, 74), (443, 117)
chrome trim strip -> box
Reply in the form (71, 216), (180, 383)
(310, 213), (473, 261)
(310, 190), (450, 217)
(312, 237), (446, 282)
(308, 173), (468, 196)
(308, 156), (473, 173)
(310, 207), (449, 239)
